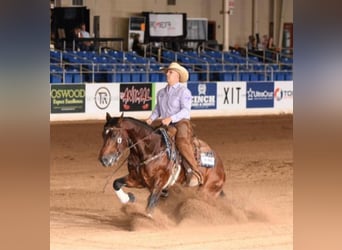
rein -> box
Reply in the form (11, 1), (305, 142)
(102, 147), (130, 193)
(140, 150), (167, 166)
(126, 127), (170, 166)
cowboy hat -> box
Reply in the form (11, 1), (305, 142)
(162, 62), (189, 83)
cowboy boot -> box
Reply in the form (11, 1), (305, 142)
(175, 120), (203, 185)
(177, 140), (203, 185)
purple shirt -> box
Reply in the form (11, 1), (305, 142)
(150, 83), (192, 123)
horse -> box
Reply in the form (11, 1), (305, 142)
(98, 113), (226, 216)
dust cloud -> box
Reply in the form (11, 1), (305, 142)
(117, 184), (269, 231)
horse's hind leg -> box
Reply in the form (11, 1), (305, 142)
(200, 160), (226, 198)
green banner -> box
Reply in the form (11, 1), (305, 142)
(50, 84), (85, 113)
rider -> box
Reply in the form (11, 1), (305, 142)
(146, 62), (203, 186)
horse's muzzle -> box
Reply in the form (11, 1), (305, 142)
(99, 153), (118, 167)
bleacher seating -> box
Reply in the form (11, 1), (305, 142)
(49, 48), (293, 83)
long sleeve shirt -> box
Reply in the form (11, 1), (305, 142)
(149, 83), (192, 123)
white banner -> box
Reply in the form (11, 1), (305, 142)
(217, 81), (246, 112)
(274, 81), (293, 113)
(149, 13), (184, 37)
(86, 84), (120, 117)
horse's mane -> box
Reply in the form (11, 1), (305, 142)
(106, 116), (155, 133)
(124, 117), (155, 132)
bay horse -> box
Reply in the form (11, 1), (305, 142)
(98, 113), (226, 216)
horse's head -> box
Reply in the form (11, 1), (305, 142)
(98, 113), (130, 167)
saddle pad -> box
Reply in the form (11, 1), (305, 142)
(200, 151), (215, 168)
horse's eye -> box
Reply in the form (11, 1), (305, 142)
(117, 137), (122, 144)
(105, 129), (110, 135)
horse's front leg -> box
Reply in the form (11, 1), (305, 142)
(113, 175), (142, 204)
(146, 185), (164, 216)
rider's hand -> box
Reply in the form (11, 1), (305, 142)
(146, 118), (153, 125)
(161, 117), (172, 126)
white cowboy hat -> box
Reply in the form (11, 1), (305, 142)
(162, 62), (189, 83)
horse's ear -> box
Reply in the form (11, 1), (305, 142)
(106, 112), (111, 121)
(118, 112), (124, 122)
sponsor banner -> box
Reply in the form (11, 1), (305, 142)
(86, 84), (120, 115)
(274, 81), (293, 112)
(188, 83), (217, 110)
(149, 13), (184, 37)
(217, 81), (246, 110)
(50, 84), (85, 113)
(246, 82), (274, 108)
(120, 83), (152, 111)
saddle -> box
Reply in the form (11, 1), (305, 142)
(157, 124), (215, 189)
(165, 126), (216, 168)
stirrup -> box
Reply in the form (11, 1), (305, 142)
(192, 169), (203, 185)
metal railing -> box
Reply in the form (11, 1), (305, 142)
(50, 48), (293, 84)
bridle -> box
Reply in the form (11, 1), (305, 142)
(101, 125), (168, 192)
(103, 125), (168, 163)
(104, 126), (152, 151)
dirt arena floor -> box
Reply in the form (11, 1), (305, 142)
(50, 114), (293, 250)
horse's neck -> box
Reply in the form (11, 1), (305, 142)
(132, 130), (161, 150)
(122, 119), (163, 154)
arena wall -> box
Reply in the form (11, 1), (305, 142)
(50, 80), (293, 122)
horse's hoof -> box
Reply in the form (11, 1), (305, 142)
(128, 192), (135, 202)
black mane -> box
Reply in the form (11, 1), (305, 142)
(123, 117), (155, 132)
(105, 116), (154, 133)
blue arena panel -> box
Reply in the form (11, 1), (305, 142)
(140, 72), (148, 82)
(258, 74), (266, 81)
(64, 74), (73, 83)
(275, 72), (285, 81)
(189, 72), (199, 81)
(240, 72), (250, 81)
(159, 73), (166, 82)
(149, 73), (159, 82)
(285, 72), (293, 80)
(50, 74), (62, 83)
(121, 72), (131, 82)
(250, 73), (258, 81)
(131, 72), (140, 82)
(107, 72), (121, 83)
(219, 72), (232, 81)
(68, 69), (82, 83)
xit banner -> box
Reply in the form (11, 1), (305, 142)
(246, 82), (274, 108)
(217, 81), (246, 111)
(120, 83), (152, 111)
(50, 84), (85, 113)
